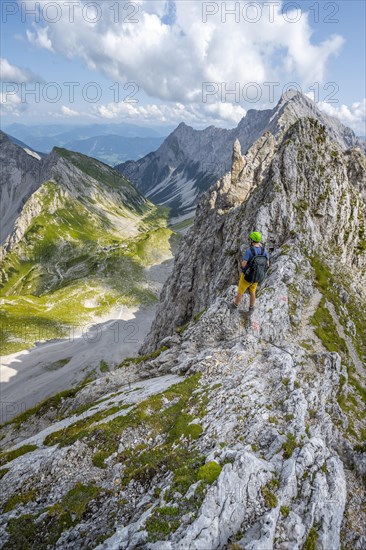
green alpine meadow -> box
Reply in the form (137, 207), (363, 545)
(1, 141), (176, 355)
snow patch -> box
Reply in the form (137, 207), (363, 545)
(22, 147), (41, 161)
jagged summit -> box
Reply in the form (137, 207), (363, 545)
(277, 88), (311, 106)
(175, 121), (193, 131)
(116, 92), (365, 220)
(265, 90), (361, 152)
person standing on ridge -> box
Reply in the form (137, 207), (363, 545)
(231, 231), (269, 311)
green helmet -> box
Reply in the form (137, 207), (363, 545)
(249, 231), (262, 243)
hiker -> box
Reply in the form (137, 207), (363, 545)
(231, 231), (269, 311)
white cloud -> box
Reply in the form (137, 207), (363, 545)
(95, 100), (245, 127)
(24, 0), (344, 105)
(21, 1), (363, 131)
(0, 90), (24, 115)
(202, 102), (246, 124)
(60, 105), (81, 117)
(26, 25), (54, 51)
(317, 98), (366, 135)
(0, 58), (41, 83)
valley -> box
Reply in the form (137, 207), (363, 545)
(2, 2), (365, 546)
(0, 137), (179, 417)
(1, 257), (175, 421)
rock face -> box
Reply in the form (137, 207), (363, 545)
(0, 135), (151, 250)
(0, 132), (43, 245)
(141, 117), (366, 353)
(0, 142), (156, 293)
(0, 117), (365, 550)
(116, 91), (366, 219)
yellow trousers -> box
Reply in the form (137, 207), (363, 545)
(238, 273), (258, 295)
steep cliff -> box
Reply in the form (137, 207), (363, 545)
(0, 132), (43, 245)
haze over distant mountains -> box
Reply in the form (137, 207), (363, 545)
(3, 122), (171, 166)
(116, 91), (366, 220)
(1, 103), (365, 550)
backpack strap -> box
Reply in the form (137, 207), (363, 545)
(249, 245), (256, 264)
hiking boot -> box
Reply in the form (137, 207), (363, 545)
(230, 301), (239, 310)
(249, 305), (255, 312)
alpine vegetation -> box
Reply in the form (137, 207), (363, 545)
(0, 132), (176, 357)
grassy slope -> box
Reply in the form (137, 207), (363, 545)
(0, 151), (174, 354)
(309, 256), (366, 445)
(0, 374), (221, 547)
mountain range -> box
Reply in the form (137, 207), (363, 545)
(0, 93), (365, 550)
(4, 122), (170, 142)
(60, 135), (165, 166)
(3, 122), (170, 166)
(117, 91), (366, 220)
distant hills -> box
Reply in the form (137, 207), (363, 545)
(60, 135), (165, 166)
(3, 122), (171, 166)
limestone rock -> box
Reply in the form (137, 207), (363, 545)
(141, 117), (366, 354)
(116, 91), (366, 219)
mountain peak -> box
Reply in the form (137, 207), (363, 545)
(278, 88), (309, 103)
(142, 113), (366, 351)
(1, 104), (366, 550)
(276, 89), (320, 116)
(174, 121), (195, 134)
(117, 90), (365, 219)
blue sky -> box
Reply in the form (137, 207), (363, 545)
(1, 0), (365, 133)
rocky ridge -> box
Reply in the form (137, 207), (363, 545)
(1, 142), (152, 255)
(0, 137), (157, 266)
(142, 118), (366, 352)
(116, 91), (366, 219)
(0, 117), (365, 549)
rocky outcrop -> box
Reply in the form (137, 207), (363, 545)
(116, 91), (366, 219)
(231, 139), (245, 184)
(141, 118), (366, 353)
(0, 182), (67, 258)
(0, 241), (364, 548)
